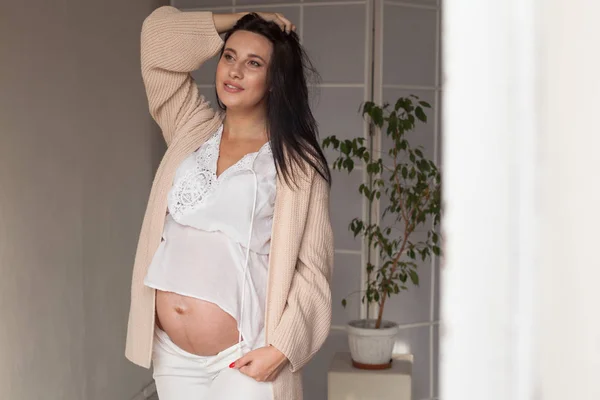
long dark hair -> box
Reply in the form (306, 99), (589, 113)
(216, 13), (331, 188)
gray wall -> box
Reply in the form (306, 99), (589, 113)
(177, 0), (442, 399)
(0, 1), (166, 399)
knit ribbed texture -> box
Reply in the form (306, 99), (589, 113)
(125, 7), (334, 400)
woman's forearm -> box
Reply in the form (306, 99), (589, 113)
(212, 13), (248, 34)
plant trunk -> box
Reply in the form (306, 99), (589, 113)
(375, 295), (387, 329)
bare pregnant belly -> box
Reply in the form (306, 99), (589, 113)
(155, 290), (240, 356)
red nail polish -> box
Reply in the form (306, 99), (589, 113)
(229, 362), (235, 368)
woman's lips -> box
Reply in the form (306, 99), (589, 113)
(223, 82), (244, 93)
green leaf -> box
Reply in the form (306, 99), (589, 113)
(372, 107), (384, 127)
(419, 100), (432, 108)
(396, 97), (414, 112)
(366, 163), (375, 174)
(409, 270), (419, 286)
(395, 98), (405, 112)
(433, 246), (441, 256)
(362, 101), (375, 115)
(363, 151), (370, 163)
(350, 219), (363, 237)
(330, 137), (340, 150)
(388, 112), (398, 135)
(415, 106), (427, 122)
(341, 299), (347, 308)
(340, 141), (349, 155)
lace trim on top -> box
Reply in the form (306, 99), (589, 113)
(168, 126), (272, 220)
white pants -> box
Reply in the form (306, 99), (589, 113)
(152, 325), (274, 400)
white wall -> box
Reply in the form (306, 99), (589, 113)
(0, 1), (166, 399)
(441, 1), (600, 399)
(537, 1), (600, 398)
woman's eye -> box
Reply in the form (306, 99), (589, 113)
(224, 54), (233, 61)
(249, 60), (261, 67)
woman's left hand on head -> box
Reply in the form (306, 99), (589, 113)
(230, 345), (289, 382)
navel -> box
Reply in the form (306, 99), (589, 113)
(174, 305), (185, 315)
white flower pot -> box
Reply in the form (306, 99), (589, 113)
(347, 319), (400, 369)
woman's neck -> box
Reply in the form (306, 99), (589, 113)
(222, 108), (268, 142)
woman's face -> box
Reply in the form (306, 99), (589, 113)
(215, 30), (273, 111)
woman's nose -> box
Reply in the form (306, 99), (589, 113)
(229, 64), (243, 79)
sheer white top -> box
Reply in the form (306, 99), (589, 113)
(144, 124), (277, 350)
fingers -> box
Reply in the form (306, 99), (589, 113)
(270, 15), (286, 32)
(231, 347), (285, 382)
(237, 363), (279, 382)
(255, 12), (296, 33)
(239, 365), (268, 382)
(237, 363), (260, 381)
(231, 353), (251, 369)
(274, 13), (296, 34)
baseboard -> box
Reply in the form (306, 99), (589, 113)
(131, 381), (156, 400)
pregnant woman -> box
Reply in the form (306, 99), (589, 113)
(125, 6), (334, 400)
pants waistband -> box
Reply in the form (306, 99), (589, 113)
(153, 325), (248, 365)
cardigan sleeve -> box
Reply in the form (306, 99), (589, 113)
(140, 6), (224, 146)
(269, 173), (334, 372)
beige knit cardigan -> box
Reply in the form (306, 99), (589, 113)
(125, 6), (333, 400)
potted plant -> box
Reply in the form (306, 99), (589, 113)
(322, 96), (442, 369)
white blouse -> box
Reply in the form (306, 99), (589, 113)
(143, 124), (277, 350)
